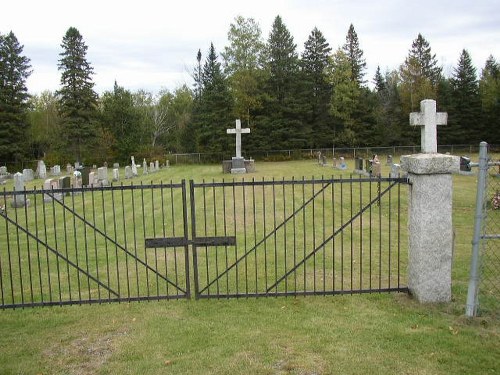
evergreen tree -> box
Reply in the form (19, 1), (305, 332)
(100, 81), (141, 161)
(342, 24), (366, 86)
(192, 43), (233, 155)
(300, 27), (332, 147)
(0, 31), (32, 162)
(447, 50), (481, 143)
(57, 27), (98, 162)
(259, 15), (304, 149)
(399, 33), (442, 112)
(479, 55), (500, 143)
(373, 66), (386, 93)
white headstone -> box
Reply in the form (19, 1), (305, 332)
(131, 156), (138, 176)
(125, 166), (132, 179)
(51, 165), (61, 176)
(97, 167), (108, 186)
(143, 159), (148, 175)
(37, 160), (47, 179)
(227, 119), (250, 159)
(22, 168), (34, 182)
(149, 162), (154, 173)
(88, 171), (96, 186)
(409, 99), (447, 153)
(113, 168), (119, 181)
(11, 172), (26, 208)
(155, 160), (159, 171)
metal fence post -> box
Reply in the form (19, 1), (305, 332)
(465, 141), (489, 317)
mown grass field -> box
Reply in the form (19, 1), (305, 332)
(0, 157), (498, 374)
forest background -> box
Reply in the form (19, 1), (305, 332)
(1, 15), (499, 166)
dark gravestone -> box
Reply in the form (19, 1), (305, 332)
(355, 158), (364, 171)
(460, 156), (471, 172)
(222, 160), (232, 174)
(59, 176), (71, 195)
(78, 167), (90, 186)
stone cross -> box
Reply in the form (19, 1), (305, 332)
(410, 99), (447, 153)
(227, 119), (250, 158)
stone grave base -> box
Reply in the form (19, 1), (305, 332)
(222, 159), (256, 174)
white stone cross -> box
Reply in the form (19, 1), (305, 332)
(227, 119), (250, 158)
(410, 99), (447, 153)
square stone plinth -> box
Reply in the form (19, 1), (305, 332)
(401, 153), (459, 175)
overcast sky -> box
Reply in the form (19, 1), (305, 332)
(2, 0), (499, 95)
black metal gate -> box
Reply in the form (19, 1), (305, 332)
(0, 182), (190, 308)
(189, 176), (409, 299)
(0, 176), (408, 308)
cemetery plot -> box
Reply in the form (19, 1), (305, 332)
(190, 176), (409, 299)
(0, 183), (189, 308)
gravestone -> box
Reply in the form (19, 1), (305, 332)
(36, 160), (47, 179)
(390, 164), (401, 178)
(227, 119), (250, 174)
(97, 167), (108, 186)
(125, 166), (133, 179)
(339, 157), (347, 170)
(332, 158), (337, 168)
(59, 175), (71, 196)
(43, 178), (62, 203)
(66, 163), (73, 174)
(317, 151), (323, 165)
(11, 172), (27, 208)
(22, 168), (34, 182)
(0, 166), (7, 175)
(75, 161), (81, 169)
(386, 155), (393, 166)
(155, 160), (159, 171)
(131, 156), (138, 176)
(113, 163), (120, 169)
(72, 170), (82, 190)
(51, 165), (61, 176)
(143, 159), (148, 175)
(166, 160), (170, 168)
(78, 167), (90, 186)
(355, 158), (364, 171)
(113, 168), (119, 182)
(88, 171), (96, 186)
(222, 160), (232, 174)
(244, 159), (256, 173)
(149, 162), (155, 173)
(321, 154), (327, 166)
(410, 99), (447, 153)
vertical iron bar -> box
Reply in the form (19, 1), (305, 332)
(3, 189), (14, 305)
(150, 183), (158, 299)
(378, 178), (382, 290)
(51, 189), (62, 304)
(322, 177), (326, 293)
(332, 179), (335, 292)
(388, 180), (392, 289)
(466, 141), (489, 317)
(190, 180), (200, 299)
(243, 179), (248, 296)
(91, 188), (101, 302)
(140, 183), (150, 298)
(359, 177), (363, 290)
(101, 188), (111, 300)
(397, 179), (401, 289)
(232, 181), (238, 294)
(34, 190), (43, 304)
(130, 185), (140, 298)
(292, 177), (297, 293)
(340, 176), (344, 291)
(160, 182), (168, 297)
(23, 190), (33, 304)
(212, 180), (220, 296)
(181, 180), (190, 299)
(121, 184), (131, 300)
(61, 193), (72, 302)
(222, 181), (229, 296)
(302, 177), (306, 295)
(71, 189), (82, 302)
(262, 178), (268, 292)
(282, 177), (287, 295)
(312, 177), (316, 293)
(14, 190), (24, 305)
(202, 181), (209, 295)
(350, 177), (353, 293)
(369, 179), (372, 291)
(272, 178), (277, 295)
(42, 191), (52, 303)
(81, 187), (91, 300)
(252, 179), (258, 294)
(170, 181), (179, 296)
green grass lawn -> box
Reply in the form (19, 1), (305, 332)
(0, 158), (499, 374)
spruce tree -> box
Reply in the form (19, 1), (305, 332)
(342, 24), (366, 86)
(300, 27), (332, 147)
(479, 55), (500, 143)
(0, 31), (32, 162)
(448, 49), (481, 143)
(192, 43), (233, 155)
(57, 27), (98, 162)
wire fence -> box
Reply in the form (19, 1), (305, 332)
(466, 142), (500, 317)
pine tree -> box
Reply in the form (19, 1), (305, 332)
(300, 27), (332, 147)
(342, 24), (366, 86)
(479, 55), (500, 143)
(259, 15), (304, 149)
(447, 50), (481, 143)
(192, 43), (233, 154)
(399, 33), (442, 112)
(373, 66), (386, 93)
(0, 31), (32, 162)
(57, 27), (98, 162)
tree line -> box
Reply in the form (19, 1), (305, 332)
(1, 16), (499, 166)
